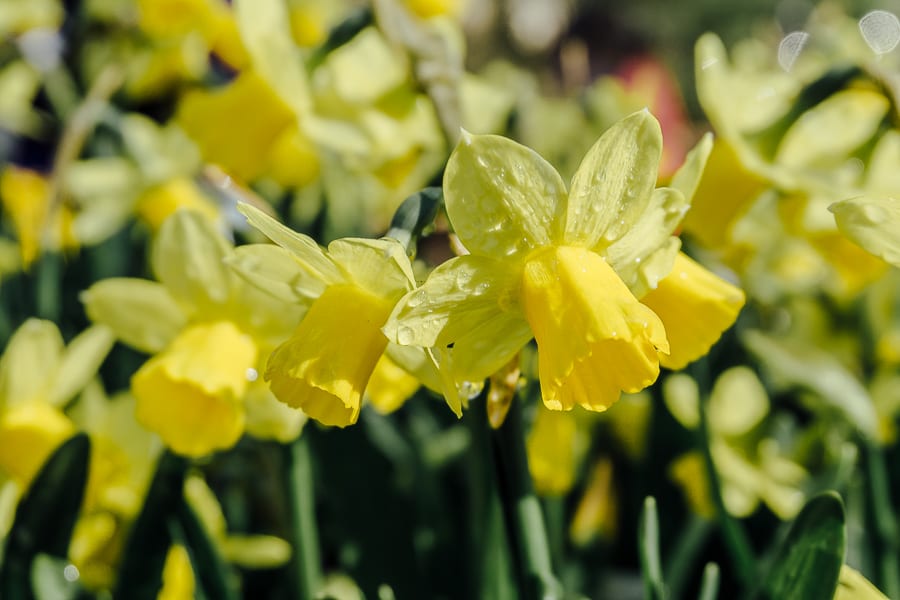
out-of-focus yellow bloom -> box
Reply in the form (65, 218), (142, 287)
(0, 0), (62, 37)
(665, 368), (807, 519)
(185, 475), (291, 569)
(526, 405), (582, 496)
(157, 544), (195, 600)
(232, 203), (429, 427)
(177, 71), (297, 183)
(0, 166), (78, 268)
(834, 565), (889, 600)
(68, 385), (160, 589)
(136, 178), (220, 231)
(132, 321), (255, 456)
(83, 211), (305, 456)
(569, 456), (617, 545)
(403, 0), (463, 19)
(366, 354), (423, 415)
(386, 111), (743, 414)
(685, 16), (900, 300)
(0, 319), (114, 487)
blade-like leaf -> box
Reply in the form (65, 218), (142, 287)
(0, 434), (90, 600)
(639, 496), (666, 600)
(112, 451), (189, 600)
(754, 491), (845, 599)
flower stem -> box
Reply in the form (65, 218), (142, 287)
(284, 434), (321, 600)
(693, 362), (756, 587)
(863, 438), (900, 599)
(489, 393), (564, 600)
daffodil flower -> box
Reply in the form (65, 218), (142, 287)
(230, 203), (438, 427)
(385, 110), (744, 413)
(83, 211), (306, 456)
(0, 319), (114, 487)
(665, 368), (807, 519)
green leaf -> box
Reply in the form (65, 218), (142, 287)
(0, 434), (90, 600)
(697, 563), (720, 600)
(742, 330), (878, 439)
(176, 498), (240, 600)
(112, 451), (189, 600)
(639, 497), (666, 600)
(308, 7), (373, 69)
(385, 187), (444, 257)
(754, 491), (846, 600)
(31, 554), (85, 600)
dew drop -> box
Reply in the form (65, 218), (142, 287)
(860, 10), (900, 54)
(63, 565), (80, 582)
(397, 325), (415, 345)
(778, 31), (809, 72)
(246, 368), (259, 382)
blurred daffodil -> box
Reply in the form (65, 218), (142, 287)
(83, 211), (305, 456)
(385, 111), (744, 413)
(0, 319), (114, 487)
(230, 203), (437, 427)
(665, 368), (807, 519)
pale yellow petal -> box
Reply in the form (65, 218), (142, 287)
(243, 382), (307, 443)
(834, 565), (889, 600)
(662, 373), (700, 429)
(384, 255), (533, 381)
(237, 203), (343, 284)
(157, 545), (195, 600)
(82, 278), (187, 354)
(0, 318), (64, 408)
(526, 404), (579, 496)
(443, 130), (566, 259)
(564, 110), (663, 249)
(830, 196), (900, 268)
(49, 325), (116, 407)
(641, 252), (744, 371)
(151, 210), (235, 315)
(222, 535), (292, 569)
(708, 367), (769, 436)
(605, 188), (686, 293)
(327, 237), (415, 300)
(775, 89), (889, 168)
(228, 243), (325, 305)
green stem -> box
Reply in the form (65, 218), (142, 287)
(489, 394), (564, 600)
(863, 439), (900, 599)
(284, 435), (321, 600)
(694, 369), (756, 587)
(663, 515), (714, 600)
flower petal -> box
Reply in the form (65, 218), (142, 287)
(443, 130), (566, 258)
(521, 246), (667, 411)
(132, 321), (256, 457)
(669, 132), (713, 202)
(605, 187), (687, 292)
(365, 353), (422, 415)
(228, 243), (326, 305)
(708, 367), (769, 436)
(384, 255), (532, 381)
(641, 252), (744, 370)
(564, 110), (662, 249)
(0, 319), (64, 408)
(82, 278), (187, 354)
(152, 211), (236, 315)
(238, 203), (343, 284)
(327, 237), (415, 300)
(775, 89), (889, 168)
(49, 325), (116, 407)
(0, 401), (75, 485)
(830, 196), (900, 268)
(266, 284), (393, 427)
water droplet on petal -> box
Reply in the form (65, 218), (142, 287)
(246, 368), (259, 382)
(778, 31), (809, 71)
(397, 325), (415, 345)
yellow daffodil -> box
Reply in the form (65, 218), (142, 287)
(0, 319), (114, 487)
(665, 368), (807, 519)
(82, 211), (305, 456)
(385, 110), (744, 413)
(230, 203), (434, 427)
(684, 17), (895, 300)
(0, 165), (78, 268)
